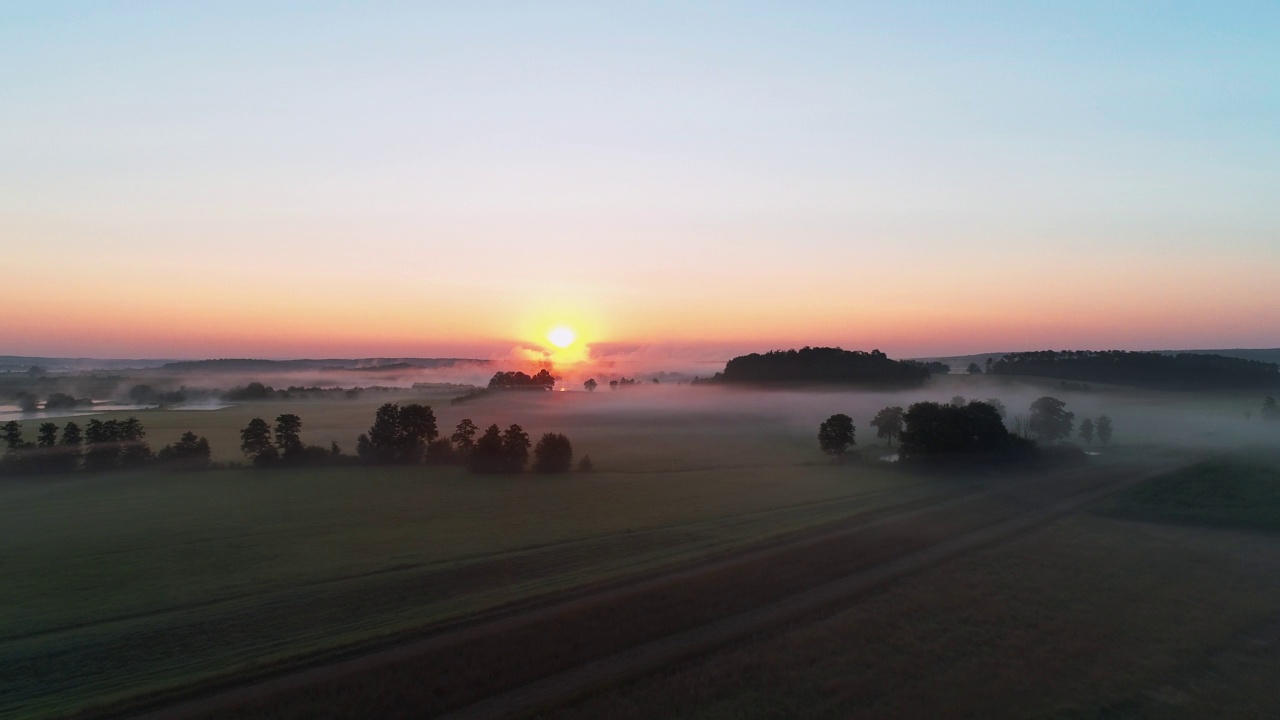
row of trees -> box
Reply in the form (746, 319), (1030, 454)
(488, 370), (556, 391)
(1, 418), (212, 476)
(238, 402), (586, 474)
(989, 350), (1279, 391)
(818, 396), (1113, 464)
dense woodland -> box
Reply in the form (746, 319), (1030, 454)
(990, 350), (1280, 390)
(699, 347), (931, 387)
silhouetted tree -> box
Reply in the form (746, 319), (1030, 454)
(359, 403), (437, 464)
(83, 419), (120, 472)
(951, 396), (966, 407)
(609, 380), (619, 391)
(899, 401), (1029, 461)
(533, 433), (573, 473)
(1079, 417), (1095, 445)
(45, 393), (80, 410)
(274, 414), (304, 459)
(117, 417), (152, 469)
(1095, 415), (1113, 446)
(1263, 396), (1280, 422)
(583, 378), (598, 392)
(502, 424), (531, 472)
(452, 418), (478, 454)
(37, 423), (58, 447)
(17, 393), (37, 413)
(240, 418), (276, 467)
(869, 406), (904, 447)
(578, 454), (594, 472)
(157, 431), (212, 470)
(1029, 397), (1074, 443)
(469, 424), (506, 474)
(488, 370), (555, 391)
(2, 421), (26, 450)
(985, 398), (1007, 419)
(818, 414), (855, 460)
(61, 422), (82, 446)
(967, 363), (983, 374)
(425, 438), (455, 464)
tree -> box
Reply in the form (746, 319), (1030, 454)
(609, 380), (619, 391)
(818, 414), (856, 460)
(451, 418), (478, 454)
(951, 396), (967, 407)
(502, 424), (531, 472)
(274, 414), (304, 459)
(117, 417), (152, 468)
(578, 454), (594, 472)
(83, 419), (121, 472)
(899, 401), (1028, 461)
(533, 433), (573, 473)
(61, 422), (82, 447)
(1263, 396), (1280, 422)
(1028, 396), (1074, 443)
(425, 438), (455, 464)
(967, 362), (983, 374)
(2, 421), (26, 450)
(583, 378), (598, 392)
(37, 423), (59, 447)
(985, 398), (1007, 419)
(1095, 415), (1113, 446)
(399, 404), (439, 453)
(1078, 417), (1095, 445)
(17, 393), (37, 413)
(240, 418), (276, 467)
(157, 431), (212, 470)
(869, 406), (904, 447)
(360, 403), (437, 464)
(469, 424), (506, 474)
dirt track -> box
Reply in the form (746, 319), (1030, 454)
(124, 459), (1182, 720)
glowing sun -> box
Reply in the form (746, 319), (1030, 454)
(547, 326), (577, 348)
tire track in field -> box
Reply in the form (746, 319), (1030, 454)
(115, 481), (1006, 720)
(438, 462), (1176, 720)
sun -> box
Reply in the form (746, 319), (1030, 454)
(547, 326), (576, 349)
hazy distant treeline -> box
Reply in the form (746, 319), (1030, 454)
(990, 351), (1280, 390)
(697, 347), (932, 387)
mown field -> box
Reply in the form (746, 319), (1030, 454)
(550, 453), (1280, 720)
(1, 454), (940, 719)
(2, 382), (1276, 719)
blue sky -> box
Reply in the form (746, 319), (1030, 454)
(2, 2), (1277, 357)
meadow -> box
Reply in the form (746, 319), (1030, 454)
(2, 377), (1277, 718)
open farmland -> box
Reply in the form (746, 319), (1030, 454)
(1, 448), (936, 719)
(2, 383), (1277, 719)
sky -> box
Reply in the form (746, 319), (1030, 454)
(3, 2), (1278, 364)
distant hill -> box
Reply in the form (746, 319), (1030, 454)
(696, 347), (930, 387)
(912, 348), (1280, 376)
(159, 358), (491, 373)
(0, 356), (174, 373)
(988, 350), (1279, 391)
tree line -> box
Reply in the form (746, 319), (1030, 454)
(239, 402), (587, 474)
(696, 347), (932, 387)
(1, 418), (212, 476)
(818, 395), (1113, 466)
(989, 350), (1279, 391)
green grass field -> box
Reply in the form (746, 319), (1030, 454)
(2, 383), (1277, 718)
(0, 458), (936, 719)
(1098, 451), (1280, 531)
